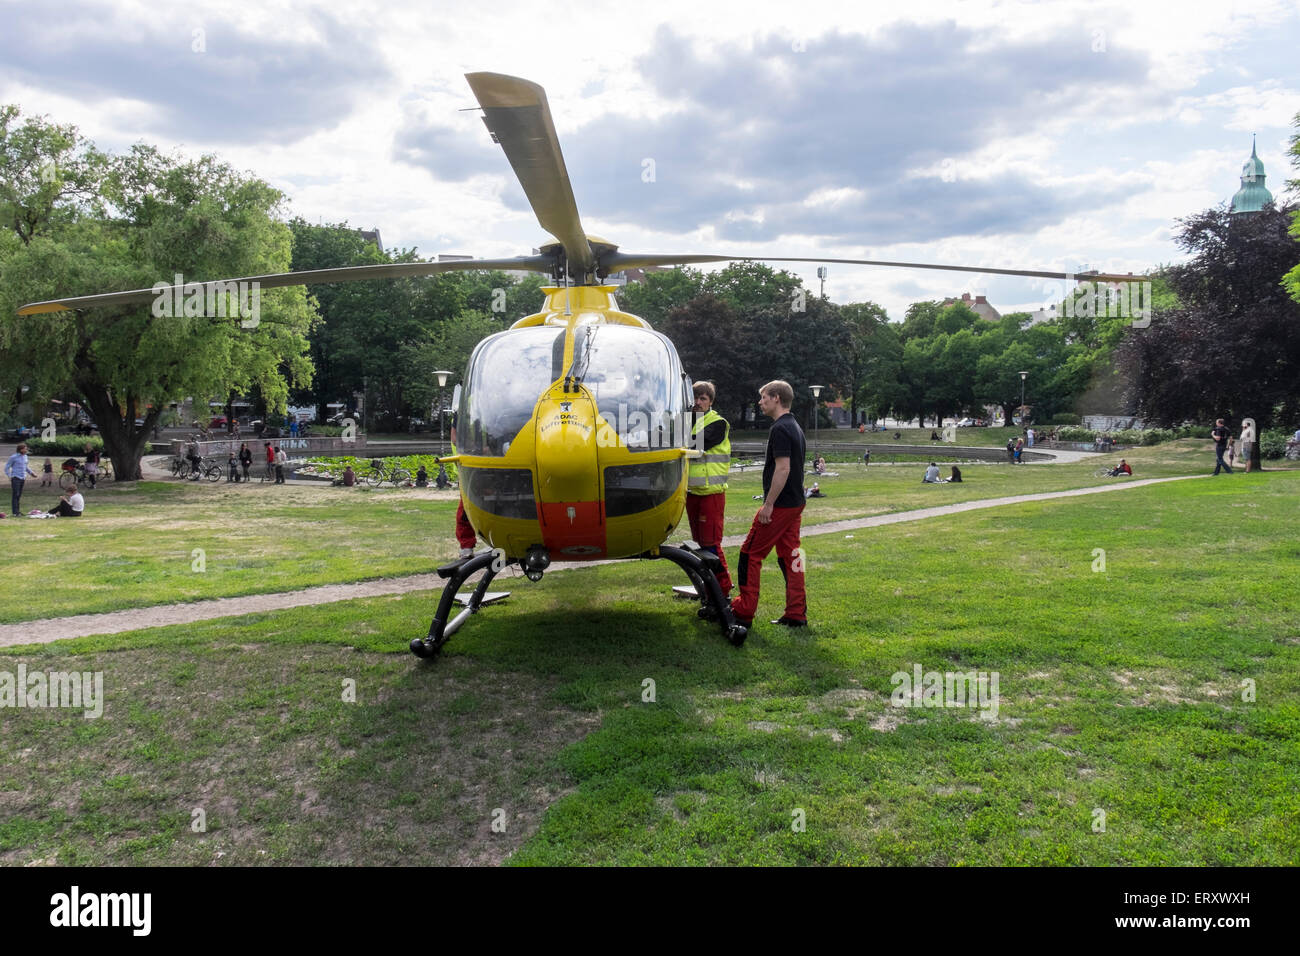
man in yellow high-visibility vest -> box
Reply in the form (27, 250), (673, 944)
(687, 381), (733, 597)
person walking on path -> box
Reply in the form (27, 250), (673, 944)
(686, 380), (733, 597)
(1211, 419), (1233, 475)
(274, 446), (288, 484)
(6, 443), (38, 515)
(1239, 420), (1256, 473)
(239, 443), (252, 481)
(730, 380), (807, 629)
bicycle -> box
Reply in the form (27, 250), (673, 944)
(178, 455), (223, 482)
(364, 463), (412, 487)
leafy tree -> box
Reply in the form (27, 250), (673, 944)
(617, 266), (704, 329)
(935, 302), (981, 336)
(840, 301), (892, 424)
(0, 108), (315, 479)
(660, 294), (755, 423)
(1283, 111), (1300, 305)
(288, 221), (547, 430)
(0, 104), (105, 246)
(898, 300), (942, 341)
(1118, 203), (1300, 430)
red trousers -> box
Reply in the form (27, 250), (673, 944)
(685, 492), (732, 594)
(730, 504), (806, 622)
(455, 499), (476, 549)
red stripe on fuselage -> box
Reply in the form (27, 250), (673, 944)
(538, 500), (605, 557)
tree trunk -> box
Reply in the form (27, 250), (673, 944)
(78, 385), (156, 481)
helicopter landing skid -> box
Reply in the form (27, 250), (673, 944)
(410, 550), (512, 657)
(654, 544), (748, 647)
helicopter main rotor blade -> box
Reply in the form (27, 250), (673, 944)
(466, 72), (595, 280)
(601, 252), (1147, 284)
(16, 255), (554, 315)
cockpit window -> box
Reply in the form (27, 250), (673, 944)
(573, 326), (685, 451)
(459, 327), (566, 456)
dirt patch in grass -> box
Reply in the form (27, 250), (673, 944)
(1109, 669), (1230, 707)
(0, 643), (598, 866)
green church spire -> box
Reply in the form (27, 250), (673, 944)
(1231, 135), (1273, 214)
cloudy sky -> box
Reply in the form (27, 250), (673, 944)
(2, 0), (1297, 320)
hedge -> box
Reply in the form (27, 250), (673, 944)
(304, 454), (459, 484)
(25, 436), (160, 456)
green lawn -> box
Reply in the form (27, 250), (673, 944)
(1, 461), (1297, 865)
(736, 424), (1046, 448)
(0, 439), (1245, 624)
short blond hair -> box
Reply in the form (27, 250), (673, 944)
(693, 381), (716, 402)
(761, 380), (793, 408)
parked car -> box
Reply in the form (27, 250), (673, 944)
(209, 415), (229, 428)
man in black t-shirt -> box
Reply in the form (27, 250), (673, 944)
(730, 380), (808, 628)
(1211, 418), (1233, 475)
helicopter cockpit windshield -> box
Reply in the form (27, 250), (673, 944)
(571, 326), (686, 451)
(459, 327), (567, 456)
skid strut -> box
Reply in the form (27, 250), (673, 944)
(410, 550), (511, 657)
(655, 544), (748, 646)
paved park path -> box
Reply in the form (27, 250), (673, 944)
(0, 474), (1205, 648)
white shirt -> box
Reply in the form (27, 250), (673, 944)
(68, 492), (84, 512)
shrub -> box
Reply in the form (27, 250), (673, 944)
(23, 435), (157, 463)
(1259, 428), (1288, 460)
(1056, 426), (1095, 442)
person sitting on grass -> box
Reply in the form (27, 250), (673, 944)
(49, 488), (84, 517)
(806, 482), (826, 498)
(1109, 459), (1132, 477)
(416, 464), (429, 487)
(950, 465), (963, 483)
(923, 462), (941, 483)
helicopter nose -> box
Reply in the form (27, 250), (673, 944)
(535, 392), (599, 496)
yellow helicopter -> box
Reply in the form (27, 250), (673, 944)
(19, 72), (1143, 656)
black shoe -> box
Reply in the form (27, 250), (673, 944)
(770, 616), (807, 628)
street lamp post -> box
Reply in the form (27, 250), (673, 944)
(434, 370), (452, 449)
(1018, 371), (1028, 426)
(810, 385), (823, 461)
